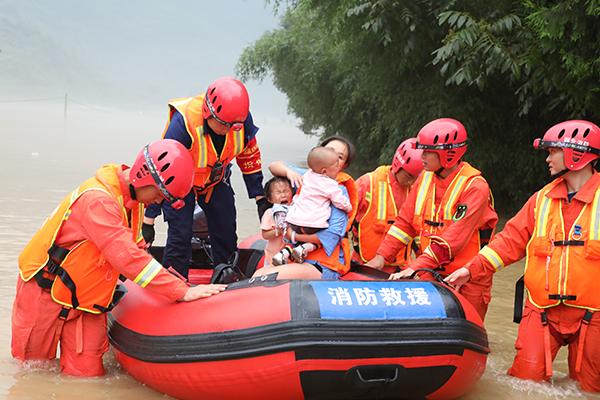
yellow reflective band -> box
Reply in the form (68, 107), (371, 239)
(591, 189), (600, 240)
(444, 176), (467, 220)
(135, 205), (145, 243)
(234, 129), (244, 155)
(134, 259), (163, 288)
(536, 195), (552, 237)
(480, 246), (504, 271)
(387, 225), (411, 245)
(377, 181), (387, 221)
(197, 128), (208, 168)
(365, 191), (372, 203)
(415, 172), (433, 216)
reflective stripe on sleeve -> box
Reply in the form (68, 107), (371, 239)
(387, 225), (412, 245)
(133, 259), (163, 288)
(480, 246), (504, 271)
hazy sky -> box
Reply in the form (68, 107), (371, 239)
(0, 0), (291, 118)
(1, 0), (317, 188)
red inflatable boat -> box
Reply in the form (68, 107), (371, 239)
(109, 263), (489, 400)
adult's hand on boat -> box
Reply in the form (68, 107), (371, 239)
(180, 284), (227, 302)
(444, 267), (471, 291)
(364, 255), (385, 270)
(388, 268), (415, 280)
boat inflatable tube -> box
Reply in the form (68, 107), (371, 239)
(109, 278), (488, 400)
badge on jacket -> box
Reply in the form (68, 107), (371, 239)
(453, 204), (467, 222)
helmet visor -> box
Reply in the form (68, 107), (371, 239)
(533, 139), (600, 155)
(415, 141), (467, 151)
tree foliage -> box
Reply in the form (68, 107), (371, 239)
(238, 0), (600, 214)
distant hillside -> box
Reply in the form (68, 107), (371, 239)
(0, 5), (105, 101)
(0, 0), (288, 114)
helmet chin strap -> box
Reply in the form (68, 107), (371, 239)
(129, 184), (138, 200)
(551, 168), (570, 180)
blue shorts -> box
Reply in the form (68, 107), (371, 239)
(306, 260), (340, 280)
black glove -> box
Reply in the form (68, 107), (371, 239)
(142, 223), (155, 246)
(256, 197), (271, 220)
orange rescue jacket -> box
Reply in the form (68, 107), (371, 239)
(18, 164), (148, 314)
(525, 178), (600, 310)
(402, 162), (494, 274)
(166, 96), (261, 197)
(307, 172), (358, 275)
(353, 166), (410, 265)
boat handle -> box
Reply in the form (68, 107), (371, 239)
(355, 366), (399, 384)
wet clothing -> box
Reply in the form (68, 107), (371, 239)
(12, 165), (188, 376)
(508, 301), (600, 392)
(377, 162), (497, 319)
(145, 104), (264, 276)
(353, 165), (411, 266)
(467, 173), (600, 391)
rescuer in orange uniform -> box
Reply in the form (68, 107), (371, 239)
(366, 118), (497, 320)
(352, 138), (423, 270)
(12, 139), (226, 377)
(446, 120), (600, 392)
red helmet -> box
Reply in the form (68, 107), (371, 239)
(129, 139), (194, 209)
(391, 138), (423, 177)
(533, 120), (600, 171)
(202, 77), (249, 131)
(416, 118), (468, 168)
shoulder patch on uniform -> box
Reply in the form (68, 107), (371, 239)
(453, 204), (467, 221)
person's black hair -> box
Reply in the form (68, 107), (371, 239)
(264, 176), (293, 202)
(320, 135), (356, 168)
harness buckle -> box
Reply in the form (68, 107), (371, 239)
(58, 307), (70, 320)
(541, 311), (548, 326)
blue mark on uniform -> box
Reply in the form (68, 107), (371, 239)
(573, 224), (582, 239)
(310, 281), (447, 320)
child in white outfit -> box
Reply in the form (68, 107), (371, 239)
(272, 146), (352, 265)
(260, 177), (294, 266)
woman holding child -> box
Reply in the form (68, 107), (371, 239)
(253, 136), (358, 280)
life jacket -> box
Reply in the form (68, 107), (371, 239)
(307, 172), (358, 275)
(166, 96), (247, 196)
(411, 162), (494, 274)
(524, 178), (600, 310)
(354, 166), (410, 266)
(18, 164), (146, 314)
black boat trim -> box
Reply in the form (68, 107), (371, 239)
(108, 317), (489, 364)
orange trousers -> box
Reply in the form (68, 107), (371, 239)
(458, 272), (492, 321)
(508, 301), (600, 392)
(11, 277), (108, 377)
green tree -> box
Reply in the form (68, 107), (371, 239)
(238, 0), (599, 214)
